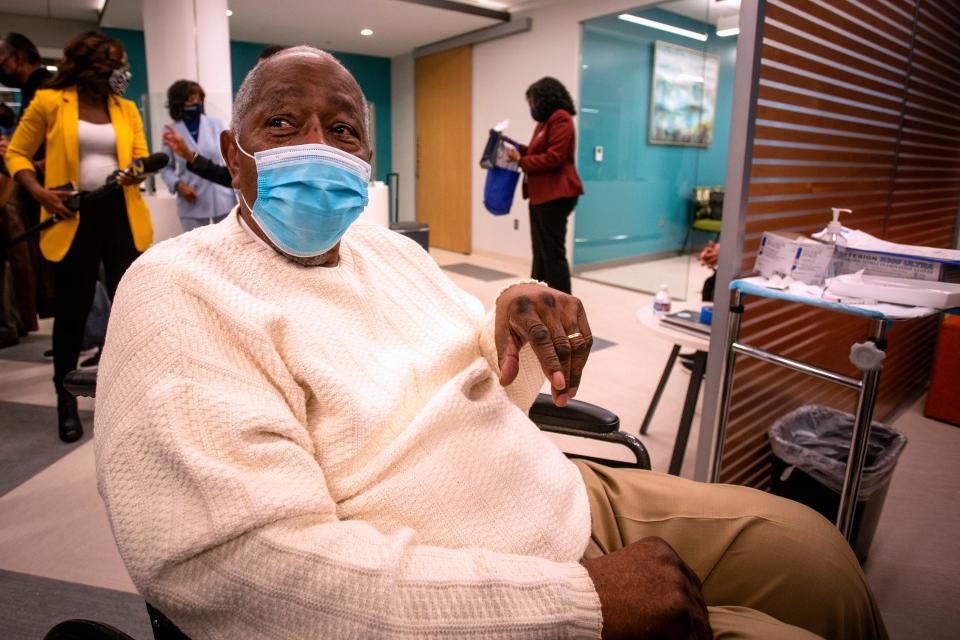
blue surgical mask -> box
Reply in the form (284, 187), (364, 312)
(236, 138), (371, 258)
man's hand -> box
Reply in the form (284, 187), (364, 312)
(162, 125), (192, 160)
(699, 241), (719, 270)
(583, 538), (712, 640)
(495, 284), (591, 406)
(116, 158), (153, 187)
(176, 181), (198, 203)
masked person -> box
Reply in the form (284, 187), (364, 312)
(159, 45), (287, 190)
(159, 80), (235, 232)
(0, 32), (52, 113)
(506, 77), (584, 295)
(4, 31), (152, 443)
(0, 112), (19, 347)
(161, 124), (231, 188)
(0, 32), (55, 335)
(94, 47), (887, 640)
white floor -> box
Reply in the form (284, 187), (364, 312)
(577, 253), (706, 301)
(0, 246), (957, 639)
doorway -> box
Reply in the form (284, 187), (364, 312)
(415, 45), (472, 253)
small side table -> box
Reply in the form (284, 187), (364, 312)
(636, 306), (711, 475)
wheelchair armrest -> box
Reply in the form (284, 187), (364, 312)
(63, 368), (98, 398)
(529, 394), (651, 470)
(528, 393), (619, 433)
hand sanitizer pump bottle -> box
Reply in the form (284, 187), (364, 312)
(825, 208), (850, 247)
(824, 208), (850, 278)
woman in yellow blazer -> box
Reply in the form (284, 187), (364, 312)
(4, 31), (153, 442)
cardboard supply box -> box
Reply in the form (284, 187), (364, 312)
(754, 232), (835, 285)
(832, 246), (960, 283)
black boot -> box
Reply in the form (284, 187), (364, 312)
(79, 347), (101, 368)
(57, 394), (83, 443)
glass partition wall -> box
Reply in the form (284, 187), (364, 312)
(574, 0), (738, 300)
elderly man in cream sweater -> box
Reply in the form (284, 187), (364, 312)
(95, 47), (887, 640)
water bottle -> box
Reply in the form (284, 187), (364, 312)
(653, 284), (672, 316)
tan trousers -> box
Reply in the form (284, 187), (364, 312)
(575, 460), (889, 640)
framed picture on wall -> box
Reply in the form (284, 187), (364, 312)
(649, 40), (719, 147)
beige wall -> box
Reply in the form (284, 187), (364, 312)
(470, 0), (660, 260)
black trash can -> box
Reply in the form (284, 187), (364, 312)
(390, 221), (429, 252)
(768, 405), (907, 564)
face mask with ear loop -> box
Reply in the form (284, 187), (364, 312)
(181, 103), (203, 120)
(108, 66), (132, 95)
(235, 137), (371, 258)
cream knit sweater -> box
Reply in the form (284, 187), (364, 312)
(95, 209), (601, 639)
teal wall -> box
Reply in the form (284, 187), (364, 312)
(575, 8), (737, 266)
(101, 29), (392, 180)
(231, 40), (391, 180)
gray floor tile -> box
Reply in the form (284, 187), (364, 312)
(0, 400), (93, 496)
(0, 334), (52, 364)
(0, 569), (152, 640)
(591, 336), (616, 352)
(441, 263), (518, 281)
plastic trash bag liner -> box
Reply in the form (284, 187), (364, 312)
(769, 405), (907, 498)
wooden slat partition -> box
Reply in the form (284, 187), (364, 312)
(718, 0), (960, 487)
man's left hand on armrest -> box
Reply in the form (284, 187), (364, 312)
(495, 284), (592, 407)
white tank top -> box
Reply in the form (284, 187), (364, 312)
(78, 120), (119, 191)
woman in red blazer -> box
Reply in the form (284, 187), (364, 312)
(508, 77), (583, 294)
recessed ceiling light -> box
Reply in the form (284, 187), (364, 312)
(360, 28), (373, 36)
(716, 28), (739, 37)
(475, 0), (509, 8)
(225, 9), (233, 16)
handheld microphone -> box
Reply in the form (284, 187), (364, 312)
(70, 152), (170, 209)
(5, 152), (170, 249)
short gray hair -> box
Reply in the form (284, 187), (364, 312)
(231, 45), (370, 139)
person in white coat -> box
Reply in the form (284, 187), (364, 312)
(159, 80), (236, 232)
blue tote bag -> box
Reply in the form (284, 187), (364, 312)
(483, 166), (520, 216)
